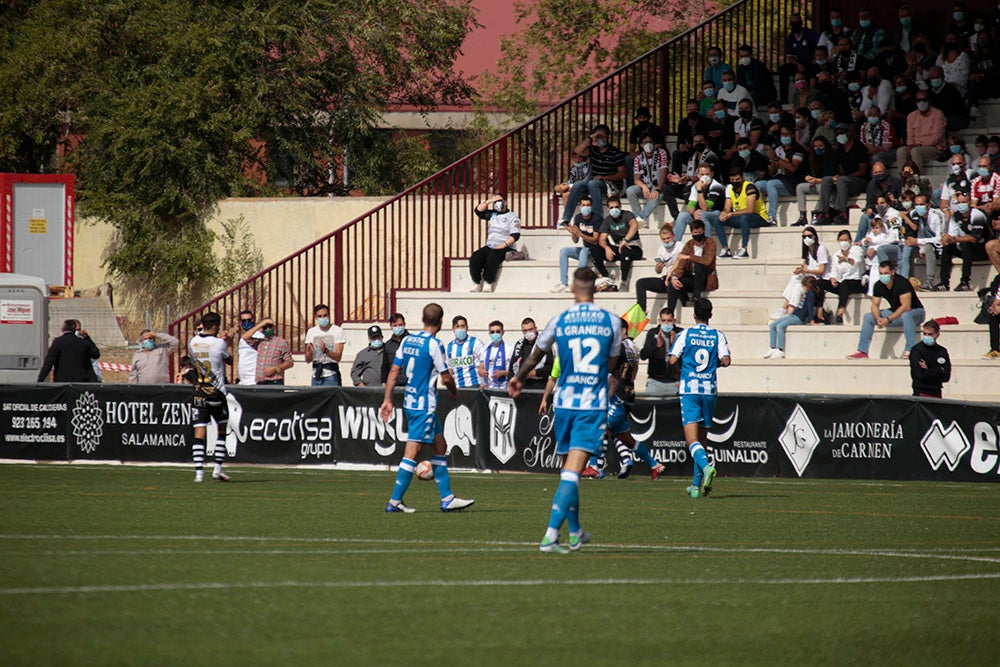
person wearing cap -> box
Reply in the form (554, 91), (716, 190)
(351, 325), (385, 387)
(896, 91), (946, 171)
(736, 44), (777, 107)
(628, 106), (664, 153)
(823, 122), (868, 226)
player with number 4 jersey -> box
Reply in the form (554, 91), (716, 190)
(668, 298), (731, 498)
(509, 267), (620, 554)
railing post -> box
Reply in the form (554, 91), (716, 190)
(498, 138), (509, 197)
(333, 230), (344, 325)
(659, 47), (670, 142)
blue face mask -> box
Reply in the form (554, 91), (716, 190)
(769, 113), (781, 123)
(930, 78), (944, 90)
(780, 135), (792, 145)
(815, 147), (825, 155)
(454, 328), (468, 341)
(370, 339), (384, 349)
(914, 204), (928, 216)
(949, 145), (962, 154)
(704, 87), (716, 98)
(922, 335), (936, 346)
(836, 134), (849, 145)
(955, 202), (970, 213)
(953, 11), (964, 22)
(490, 333), (503, 344)
(895, 85), (908, 94)
(316, 316), (330, 327)
(738, 148), (751, 159)
(879, 274), (892, 284)
(714, 109), (727, 120)
(831, 18), (843, 28)
(816, 58), (828, 66)
(848, 82), (861, 92)
(867, 116), (880, 125)
(810, 109), (822, 119)
(392, 325), (405, 337)
(723, 81), (736, 92)
(660, 323), (674, 333)
(141, 339), (155, 351)
(241, 320), (254, 331)
(859, 19), (872, 29)
(979, 167), (992, 178)
(609, 207), (622, 218)
(580, 205), (593, 216)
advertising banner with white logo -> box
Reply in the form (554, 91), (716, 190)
(0, 385), (71, 460)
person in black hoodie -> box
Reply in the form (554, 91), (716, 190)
(908, 320), (952, 398)
(639, 308), (683, 396)
(508, 317), (553, 390)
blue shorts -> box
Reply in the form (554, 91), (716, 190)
(607, 399), (629, 435)
(406, 410), (442, 444)
(680, 394), (717, 427)
(554, 408), (606, 456)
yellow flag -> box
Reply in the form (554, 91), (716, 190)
(621, 303), (649, 339)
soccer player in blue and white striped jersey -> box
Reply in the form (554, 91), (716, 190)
(380, 303), (475, 514)
(445, 315), (485, 389)
(509, 267), (620, 553)
(668, 297), (731, 498)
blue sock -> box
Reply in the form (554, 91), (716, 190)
(431, 455), (453, 501)
(391, 458), (416, 502)
(689, 442), (708, 487)
(635, 442), (658, 468)
(692, 465), (703, 488)
(566, 477), (581, 533)
(547, 473), (579, 531)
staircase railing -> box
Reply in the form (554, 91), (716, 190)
(170, 0), (810, 351)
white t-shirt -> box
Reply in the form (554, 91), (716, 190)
(806, 244), (833, 279)
(304, 325), (347, 378)
(237, 332), (265, 384)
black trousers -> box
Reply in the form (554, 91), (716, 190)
(469, 246), (508, 284)
(941, 243), (988, 286)
(990, 312), (999, 352)
(591, 245), (643, 282)
(635, 276), (670, 312)
(818, 278), (865, 309)
(666, 265), (708, 313)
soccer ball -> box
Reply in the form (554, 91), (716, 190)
(415, 460), (434, 481)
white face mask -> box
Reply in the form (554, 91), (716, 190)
(740, 56), (751, 66)
(642, 142), (655, 153)
(839, 240), (851, 251)
(524, 331), (537, 342)
(699, 175), (712, 185)
(950, 164), (963, 175)
(803, 237), (816, 247)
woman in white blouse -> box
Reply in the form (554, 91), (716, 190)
(819, 229), (865, 324)
(770, 225), (832, 320)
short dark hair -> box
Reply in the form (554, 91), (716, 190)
(489, 319), (504, 330)
(690, 219), (706, 231)
(729, 165), (743, 177)
(201, 312), (221, 330)
(592, 123), (611, 135)
(693, 298), (713, 323)
(659, 307), (673, 317)
(580, 195), (592, 205)
(879, 260), (896, 271)
(390, 312), (405, 325)
(452, 315), (467, 327)
(61, 319), (78, 333)
(422, 303), (443, 328)
(239, 309), (253, 318)
(521, 317), (535, 326)
(313, 303), (329, 315)
(573, 267), (597, 284)
(923, 320), (940, 333)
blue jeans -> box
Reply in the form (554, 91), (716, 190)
(856, 213), (872, 243)
(561, 179), (606, 224)
(673, 210), (726, 247)
(875, 244), (914, 278)
(558, 246), (591, 285)
(754, 179), (793, 221)
(857, 307), (927, 354)
(722, 212), (768, 248)
(625, 184), (662, 221)
(312, 373), (341, 387)
(769, 313), (805, 350)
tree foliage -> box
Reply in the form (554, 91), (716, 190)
(0, 0), (476, 311)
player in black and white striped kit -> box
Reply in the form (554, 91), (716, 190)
(187, 312), (233, 483)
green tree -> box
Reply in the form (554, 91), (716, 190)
(0, 0), (477, 312)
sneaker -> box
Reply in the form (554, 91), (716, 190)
(539, 537), (568, 554)
(771, 349), (785, 359)
(982, 350), (1000, 359)
(212, 471), (230, 482)
(791, 214), (808, 227)
(763, 348), (776, 359)
(932, 282), (949, 292)
(194, 471), (204, 483)
(550, 283), (569, 293)
(581, 465), (601, 479)
(718, 247), (733, 258)
(470, 282), (483, 292)
(650, 463), (665, 481)
(734, 247), (749, 258)
(385, 501), (416, 513)
(618, 461), (634, 479)
(441, 497), (475, 512)
(767, 217), (779, 227)
(769, 308), (785, 321)
(686, 485), (700, 498)
(636, 217), (646, 229)
(955, 281), (971, 292)
(568, 532), (591, 551)
(902, 351), (910, 360)
(485, 282), (496, 293)
(700, 465), (717, 497)
(846, 351), (869, 359)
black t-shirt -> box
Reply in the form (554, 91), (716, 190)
(874, 275), (923, 311)
(839, 141), (869, 177)
(735, 150), (770, 181)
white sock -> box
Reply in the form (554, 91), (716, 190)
(544, 527), (559, 542)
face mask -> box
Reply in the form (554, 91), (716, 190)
(922, 335), (936, 346)
(949, 145), (962, 154)
(794, 80), (807, 91)
(791, 21), (802, 32)
(975, 23), (986, 33)
(929, 78), (944, 90)
(490, 333), (502, 344)
(241, 320), (254, 331)
(953, 11), (964, 22)
(609, 207), (622, 218)
(875, 204), (889, 216)
(692, 233), (706, 242)
(704, 87), (715, 98)
(917, 101), (930, 112)
(829, 120), (837, 129)
(723, 81), (736, 92)
(454, 328), (468, 341)
(873, 172), (887, 181)
(848, 82), (861, 92)
(816, 58), (828, 65)
(802, 236), (815, 247)
(831, 18), (843, 28)
(739, 109), (752, 119)
(663, 240), (676, 249)
(810, 109), (822, 119)
(950, 163), (963, 174)
(660, 323), (674, 333)
(867, 116), (880, 125)
(524, 331), (537, 342)
(642, 142), (655, 153)
(738, 148), (751, 159)
(900, 16), (912, 27)
(836, 134), (848, 145)
(955, 202), (970, 213)
(708, 56), (720, 65)
(839, 240), (851, 251)
(895, 85), (908, 94)
(714, 109), (727, 119)
(914, 204), (928, 216)
(902, 200), (914, 210)
(868, 77), (881, 86)
(692, 143), (706, 154)
(778, 136), (791, 146)
(740, 56), (751, 66)
(74, 330), (83, 338)
(493, 201), (505, 212)
(978, 167), (991, 178)
(795, 116), (806, 126)
(914, 43), (926, 54)
(316, 316), (330, 327)
(814, 147), (825, 155)
(699, 175), (712, 185)
(878, 274), (892, 284)
(141, 339), (155, 351)
(859, 19), (871, 29)
(580, 206), (593, 217)
(263, 328), (275, 339)
(392, 325), (405, 337)
(595, 138), (608, 149)
(370, 339), (384, 349)
(769, 112), (781, 123)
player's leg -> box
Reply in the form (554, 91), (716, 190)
(541, 410), (599, 553)
(697, 398), (717, 496)
(192, 424), (207, 483)
(432, 429), (474, 512)
(211, 400), (230, 481)
(614, 432), (635, 478)
(386, 438), (421, 513)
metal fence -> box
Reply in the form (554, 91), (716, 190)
(169, 0), (811, 353)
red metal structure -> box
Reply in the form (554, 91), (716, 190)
(170, 0), (813, 350)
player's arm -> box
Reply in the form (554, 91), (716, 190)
(539, 374), (557, 414)
(379, 365), (400, 421)
(440, 368), (458, 400)
(718, 331), (732, 367)
(508, 346), (545, 398)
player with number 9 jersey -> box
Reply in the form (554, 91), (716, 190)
(669, 323), (730, 397)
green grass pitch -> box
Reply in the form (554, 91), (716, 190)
(0, 464), (998, 666)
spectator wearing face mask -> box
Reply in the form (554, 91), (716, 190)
(593, 195), (644, 290)
(628, 107), (665, 153)
(764, 274), (822, 359)
(896, 92), (946, 171)
(819, 229), (866, 324)
(851, 8), (885, 61)
(792, 106), (816, 150)
(470, 194), (521, 292)
(699, 79), (718, 118)
(552, 195), (601, 293)
(939, 188), (990, 292)
(478, 321), (513, 390)
(719, 166), (768, 259)
(381, 313), (409, 387)
(818, 8), (851, 58)
(626, 133), (669, 229)
(351, 325), (385, 387)
(736, 45), (776, 106)
(902, 193), (946, 290)
(780, 13), (819, 100)
(243, 317), (293, 385)
(939, 155), (973, 216)
(129, 329), (180, 384)
(706, 100), (736, 156)
(666, 134), (717, 221)
(794, 136), (839, 226)
(860, 106), (896, 166)
(444, 316), (485, 389)
(733, 136), (769, 185)
(508, 318), (553, 391)
(235, 310), (264, 385)
(640, 308), (684, 397)
(771, 226), (831, 320)
(909, 320), (951, 398)
(899, 160), (932, 199)
(968, 28), (999, 117)
(717, 70), (750, 117)
(789, 73), (817, 112)
(855, 161), (902, 241)
(891, 5), (924, 54)
(859, 66), (892, 116)
(674, 162), (728, 248)
(926, 64), (969, 132)
(664, 218), (718, 314)
(731, 99), (765, 158)
(756, 123), (807, 226)
(635, 224), (683, 313)
(556, 125), (629, 227)
(703, 46), (732, 91)
(846, 260), (926, 360)
(305, 304), (347, 387)
(972, 157), (1000, 215)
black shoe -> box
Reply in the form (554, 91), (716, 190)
(792, 213), (808, 226)
(954, 281), (971, 292)
(933, 282), (949, 292)
(835, 314), (844, 325)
